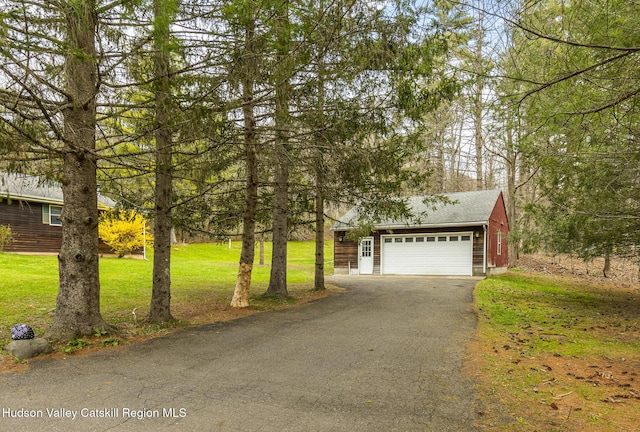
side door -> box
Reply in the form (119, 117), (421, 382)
(358, 237), (374, 274)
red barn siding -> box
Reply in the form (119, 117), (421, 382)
(487, 192), (509, 269)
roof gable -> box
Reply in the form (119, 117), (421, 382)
(0, 171), (115, 208)
(332, 189), (503, 230)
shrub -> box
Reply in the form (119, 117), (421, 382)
(0, 224), (14, 252)
(98, 210), (151, 258)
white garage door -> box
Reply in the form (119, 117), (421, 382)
(381, 233), (473, 276)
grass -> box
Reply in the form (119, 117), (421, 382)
(0, 241), (335, 350)
(472, 271), (640, 431)
(476, 272), (640, 358)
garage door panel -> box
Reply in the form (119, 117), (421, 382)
(382, 248), (428, 274)
(382, 234), (472, 276)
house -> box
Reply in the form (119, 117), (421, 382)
(331, 189), (509, 276)
(0, 171), (116, 254)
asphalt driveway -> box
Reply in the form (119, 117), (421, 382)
(0, 275), (481, 432)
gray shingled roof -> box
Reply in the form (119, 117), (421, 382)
(332, 189), (503, 230)
(0, 171), (116, 208)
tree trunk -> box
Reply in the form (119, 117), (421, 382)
(506, 123), (519, 267)
(473, 91), (484, 191)
(603, 252), (611, 278)
(232, 12), (259, 308)
(314, 164), (325, 291)
(266, 145), (289, 297)
(150, 149), (173, 322)
(148, 0), (174, 323)
(472, 15), (485, 191)
(265, 0), (291, 298)
(49, 0), (108, 341)
(313, 43), (326, 291)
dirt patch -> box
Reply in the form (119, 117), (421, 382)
(470, 345), (640, 431)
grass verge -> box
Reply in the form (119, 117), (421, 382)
(470, 271), (640, 432)
(0, 241), (339, 368)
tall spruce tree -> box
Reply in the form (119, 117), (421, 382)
(229, 0), (262, 307)
(0, 0), (112, 340)
(265, 0), (294, 297)
(148, 0), (177, 322)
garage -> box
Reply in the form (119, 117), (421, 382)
(332, 189), (509, 276)
(381, 233), (473, 276)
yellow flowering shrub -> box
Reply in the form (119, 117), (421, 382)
(98, 210), (151, 258)
(0, 224), (14, 252)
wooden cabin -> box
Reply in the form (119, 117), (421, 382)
(0, 172), (116, 254)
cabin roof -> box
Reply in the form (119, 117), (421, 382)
(0, 171), (115, 209)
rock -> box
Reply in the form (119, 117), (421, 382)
(5, 338), (54, 360)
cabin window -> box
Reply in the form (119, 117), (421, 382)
(42, 204), (49, 224)
(497, 230), (502, 255)
(42, 204), (62, 225)
(50, 206), (63, 226)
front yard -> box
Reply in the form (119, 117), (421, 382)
(0, 241), (337, 365)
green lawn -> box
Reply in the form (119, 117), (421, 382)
(0, 241), (334, 341)
(474, 271), (640, 431)
(475, 271), (640, 358)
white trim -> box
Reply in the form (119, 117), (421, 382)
(332, 220), (488, 231)
(358, 237), (374, 274)
(49, 205), (63, 226)
(3, 193), (112, 210)
(8, 194), (64, 205)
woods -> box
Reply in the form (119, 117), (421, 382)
(1, 0), (639, 340)
(0, 0), (462, 338)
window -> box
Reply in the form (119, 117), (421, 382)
(450, 236), (458, 242)
(438, 236), (447, 242)
(405, 237), (414, 243)
(384, 238), (392, 243)
(426, 237), (435, 242)
(394, 238), (403, 243)
(415, 237), (424, 243)
(461, 235), (471, 241)
(42, 204), (62, 226)
(497, 231), (502, 255)
(50, 206), (63, 226)
(361, 241), (372, 257)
